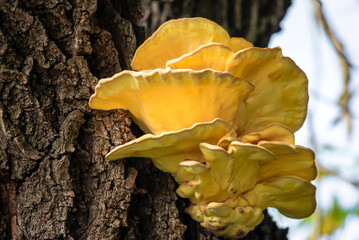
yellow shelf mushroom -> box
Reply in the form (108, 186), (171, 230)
(105, 118), (231, 182)
(89, 17), (317, 239)
(89, 69), (253, 135)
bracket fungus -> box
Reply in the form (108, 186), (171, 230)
(89, 17), (317, 239)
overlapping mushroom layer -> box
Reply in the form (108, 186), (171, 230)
(89, 17), (317, 238)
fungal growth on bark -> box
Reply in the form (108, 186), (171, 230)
(89, 17), (317, 238)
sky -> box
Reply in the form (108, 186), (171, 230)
(268, 0), (359, 239)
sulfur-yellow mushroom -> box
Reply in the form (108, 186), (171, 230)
(131, 18), (252, 71)
(89, 68), (253, 135)
(89, 17), (317, 239)
(106, 118), (231, 182)
(132, 18), (308, 135)
(177, 142), (276, 203)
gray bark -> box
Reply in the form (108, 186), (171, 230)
(0, 0), (290, 239)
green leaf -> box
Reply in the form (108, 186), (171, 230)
(299, 216), (313, 227)
(320, 199), (347, 235)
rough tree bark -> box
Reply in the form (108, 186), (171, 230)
(0, 0), (291, 239)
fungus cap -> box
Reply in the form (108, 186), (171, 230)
(245, 176), (317, 218)
(131, 17), (252, 70)
(106, 118), (231, 178)
(226, 47), (309, 134)
(131, 18), (308, 134)
(90, 69), (253, 135)
(177, 141), (276, 202)
(166, 45), (309, 134)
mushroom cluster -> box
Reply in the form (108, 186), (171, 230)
(89, 18), (317, 238)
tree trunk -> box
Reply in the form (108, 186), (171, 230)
(0, 0), (291, 239)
